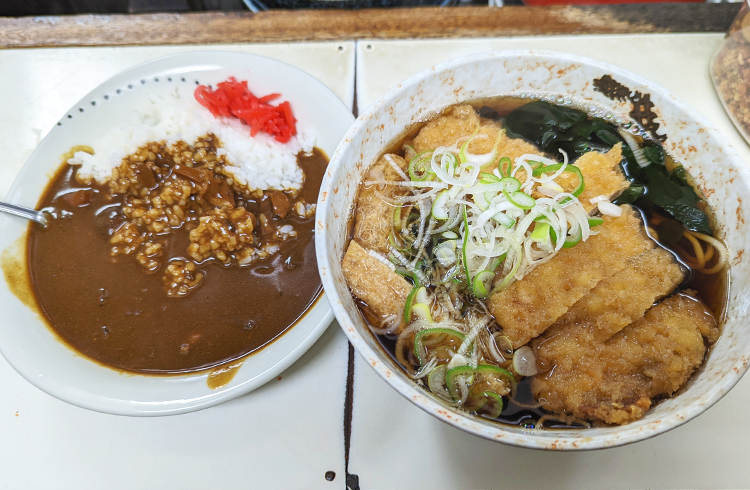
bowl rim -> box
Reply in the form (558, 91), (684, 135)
(316, 49), (750, 450)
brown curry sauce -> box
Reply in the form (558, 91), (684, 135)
(27, 149), (327, 374)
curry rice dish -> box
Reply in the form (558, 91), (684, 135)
(342, 101), (726, 427)
(27, 84), (326, 374)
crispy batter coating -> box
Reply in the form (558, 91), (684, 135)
(342, 240), (412, 328)
(536, 247), (686, 348)
(531, 293), (718, 425)
(353, 154), (408, 254)
(488, 206), (655, 347)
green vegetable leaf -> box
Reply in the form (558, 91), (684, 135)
(620, 145), (712, 235)
(502, 101), (620, 159)
(613, 184), (645, 205)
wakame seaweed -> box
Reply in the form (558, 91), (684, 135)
(493, 101), (712, 235)
(618, 142), (712, 235)
(501, 101), (621, 159)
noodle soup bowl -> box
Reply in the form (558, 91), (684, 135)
(316, 50), (750, 450)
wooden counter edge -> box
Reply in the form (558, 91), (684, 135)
(0, 3), (740, 49)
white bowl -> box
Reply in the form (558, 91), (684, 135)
(0, 51), (354, 416)
(316, 50), (750, 450)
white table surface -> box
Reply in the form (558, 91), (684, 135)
(2, 33), (750, 490)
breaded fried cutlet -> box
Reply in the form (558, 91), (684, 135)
(488, 205), (655, 348)
(531, 293), (718, 425)
(535, 246), (687, 352)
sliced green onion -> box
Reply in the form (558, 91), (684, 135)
(392, 206), (402, 230)
(493, 211), (515, 228)
(533, 163), (585, 197)
(458, 128), (481, 164)
(498, 156), (512, 177)
(530, 222), (551, 243)
(564, 226), (582, 248)
(489, 253), (506, 272)
(504, 190), (536, 210)
(431, 190), (450, 220)
(473, 270), (495, 299)
(461, 205), (472, 293)
(480, 391), (504, 419)
(528, 160), (544, 172)
(427, 365), (452, 401)
(588, 216), (604, 227)
(493, 334), (513, 356)
(441, 231), (458, 240)
(403, 285), (420, 324)
(435, 245), (457, 268)
(475, 364), (517, 399)
(446, 365), (475, 400)
(512, 346), (538, 376)
(480, 172), (501, 184)
(473, 190), (491, 211)
(500, 176), (521, 193)
(411, 303), (433, 323)
(414, 328), (466, 365)
(409, 151), (434, 181)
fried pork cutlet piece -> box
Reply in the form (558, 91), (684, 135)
(342, 240), (412, 329)
(535, 247), (686, 352)
(353, 154), (408, 255)
(531, 293), (718, 425)
(488, 206), (655, 348)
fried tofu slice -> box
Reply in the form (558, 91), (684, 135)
(531, 293), (718, 425)
(535, 247), (686, 349)
(412, 105), (481, 153)
(342, 240), (412, 328)
(493, 128), (540, 164)
(559, 143), (629, 212)
(411, 104), (539, 159)
(353, 154), (408, 255)
(512, 144), (629, 212)
(487, 206), (654, 347)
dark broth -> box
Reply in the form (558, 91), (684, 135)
(28, 149), (328, 374)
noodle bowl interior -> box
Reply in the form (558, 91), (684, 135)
(342, 99), (727, 428)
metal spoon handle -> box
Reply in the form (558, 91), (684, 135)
(0, 201), (48, 226)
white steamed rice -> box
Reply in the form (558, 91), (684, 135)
(68, 86), (316, 192)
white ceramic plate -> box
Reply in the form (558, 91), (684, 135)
(317, 50), (750, 450)
(0, 51), (354, 416)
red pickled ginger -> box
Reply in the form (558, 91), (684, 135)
(194, 77), (297, 144)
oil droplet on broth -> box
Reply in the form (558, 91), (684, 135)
(206, 359), (244, 390)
